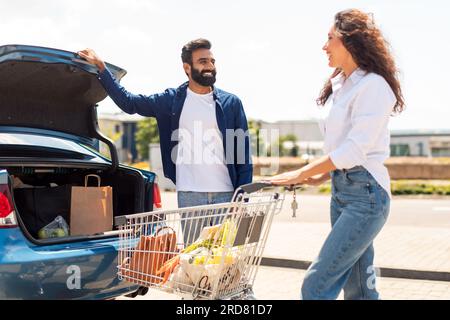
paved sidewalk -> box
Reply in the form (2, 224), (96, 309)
(264, 222), (450, 273)
(159, 192), (450, 274)
(263, 194), (450, 276)
(118, 266), (450, 300)
(124, 192), (450, 300)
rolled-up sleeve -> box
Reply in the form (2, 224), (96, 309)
(329, 76), (397, 169)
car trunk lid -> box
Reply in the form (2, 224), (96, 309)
(0, 44), (126, 171)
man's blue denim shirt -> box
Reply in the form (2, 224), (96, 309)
(97, 68), (253, 190)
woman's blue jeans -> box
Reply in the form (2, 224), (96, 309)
(301, 166), (390, 300)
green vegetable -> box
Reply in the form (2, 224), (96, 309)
(37, 228), (67, 239)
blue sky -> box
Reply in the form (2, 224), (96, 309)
(2, 0), (449, 130)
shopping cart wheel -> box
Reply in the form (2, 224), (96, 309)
(138, 286), (149, 296)
(125, 286), (149, 298)
(242, 288), (257, 300)
(125, 290), (139, 298)
(230, 288), (257, 300)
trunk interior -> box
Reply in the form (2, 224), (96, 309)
(5, 166), (149, 243)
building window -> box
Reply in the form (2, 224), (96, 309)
(390, 144), (410, 156)
(431, 148), (450, 157)
(115, 124), (121, 134)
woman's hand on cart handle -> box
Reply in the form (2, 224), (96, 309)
(239, 181), (274, 194)
(268, 169), (306, 186)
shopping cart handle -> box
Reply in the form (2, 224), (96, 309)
(239, 181), (273, 193)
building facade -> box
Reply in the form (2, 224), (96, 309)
(258, 120), (325, 157)
(98, 113), (450, 163)
(258, 120), (450, 158)
(98, 112), (143, 163)
(390, 129), (450, 157)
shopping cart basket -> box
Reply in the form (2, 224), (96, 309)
(115, 182), (284, 300)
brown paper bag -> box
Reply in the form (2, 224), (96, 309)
(120, 227), (178, 285)
(70, 174), (113, 236)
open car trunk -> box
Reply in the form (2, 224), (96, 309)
(6, 166), (151, 243)
(0, 45), (154, 244)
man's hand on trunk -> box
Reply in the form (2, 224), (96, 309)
(77, 48), (106, 72)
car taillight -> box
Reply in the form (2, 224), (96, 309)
(153, 183), (162, 209)
(0, 185), (17, 228)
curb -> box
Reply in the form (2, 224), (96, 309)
(261, 257), (450, 282)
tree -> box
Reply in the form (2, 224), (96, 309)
(275, 134), (299, 157)
(135, 118), (160, 160)
(284, 134), (299, 157)
(248, 119), (260, 157)
(99, 124), (123, 160)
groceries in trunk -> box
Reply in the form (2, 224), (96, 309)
(37, 215), (69, 239)
(10, 173), (113, 239)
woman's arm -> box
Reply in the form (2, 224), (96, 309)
(270, 155), (336, 186)
(303, 172), (331, 186)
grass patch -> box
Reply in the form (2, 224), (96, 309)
(318, 184), (331, 194)
(391, 180), (450, 195)
(317, 180), (450, 196)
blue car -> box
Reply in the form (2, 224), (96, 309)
(0, 45), (162, 299)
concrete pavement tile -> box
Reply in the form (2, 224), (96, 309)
(265, 222), (450, 273)
(118, 266), (450, 300)
(149, 193), (450, 299)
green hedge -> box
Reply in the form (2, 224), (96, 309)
(317, 181), (450, 195)
(391, 181), (450, 195)
(318, 184), (332, 194)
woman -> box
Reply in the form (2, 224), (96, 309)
(270, 9), (404, 300)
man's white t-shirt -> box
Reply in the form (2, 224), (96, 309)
(175, 88), (234, 192)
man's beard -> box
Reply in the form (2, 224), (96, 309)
(190, 66), (217, 87)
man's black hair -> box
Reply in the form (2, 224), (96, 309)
(181, 38), (212, 65)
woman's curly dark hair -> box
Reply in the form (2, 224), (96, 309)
(317, 9), (405, 113)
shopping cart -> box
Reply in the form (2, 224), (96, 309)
(115, 182), (285, 300)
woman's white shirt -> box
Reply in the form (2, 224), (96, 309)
(322, 68), (397, 197)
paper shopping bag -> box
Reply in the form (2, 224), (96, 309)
(70, 174), (113, 236)
(121, 226), (178, 286)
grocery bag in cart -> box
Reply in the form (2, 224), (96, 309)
(116, 182), (285, 300)
(157, 218), (254, 298)
(119, 226), (178, 285)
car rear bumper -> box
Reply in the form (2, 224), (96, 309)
(0, 228), (139, 299)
